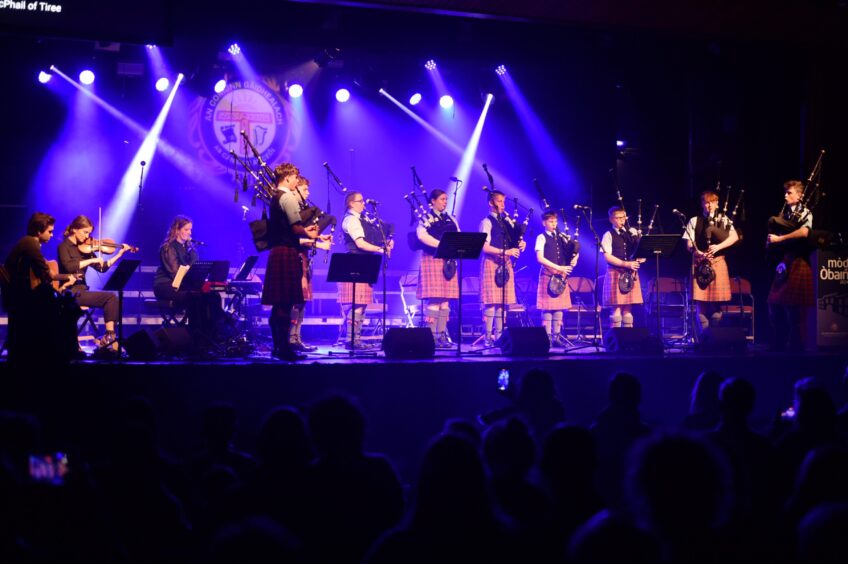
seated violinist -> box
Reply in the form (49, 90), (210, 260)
(58, 215), (133, 349)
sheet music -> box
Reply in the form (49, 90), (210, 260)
(172, 265), (190, 290)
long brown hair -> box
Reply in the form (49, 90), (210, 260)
(162, 215), (192, 247)
(63, 215), (94, 239)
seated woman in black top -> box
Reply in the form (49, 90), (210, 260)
(153, 215), (199, 302)
(58, 215), (133, 347)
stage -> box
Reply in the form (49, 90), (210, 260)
(2, 345), (845, 481)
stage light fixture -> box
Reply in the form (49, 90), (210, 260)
(439, 95), (454, 109)
(495, 64), (507, 76)
(409, 92), (422, 105)
(616, 140), (626, 148)
(336, 88), (350, 103)
(79, 70), (95, 85)
(38, 71), (52, 84)
(425, 59), (437, 71)
(228, 43), (241, 56)
(214, 79), (227, 93)
(155, 77), (170, 92)
(288, 83), (303, 98)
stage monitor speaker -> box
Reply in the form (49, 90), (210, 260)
(382, 327), (435, 359)
(153, 327), (193, 354)
(496, 327), (550, 356)
(697, 327), (748, 354)
(603, 328), (663, 355)
(124, 329), (159, 360)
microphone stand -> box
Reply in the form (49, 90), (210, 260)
(450, 179), (462, 216)
(136, 161), (146, 331)
(569, 207), (602, 352)
(370, 203), (390, 337)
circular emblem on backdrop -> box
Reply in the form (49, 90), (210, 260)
(192, 79), (299, 174)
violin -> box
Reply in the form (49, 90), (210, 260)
(78, 237), (139, 254)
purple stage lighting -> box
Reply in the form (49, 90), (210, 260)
(288, 83), (303, 98)
(214, 79), (227, 94)
(439, 95), (454, 109)
(616, 140), (626, 148)
(155, 77), (170, 92)
(336, 88), (350, 103)
(409, 92), (422, 105)
(228, 43), (241, 56)
(38, 71), (52, 84)
(425, 59), (437, 71)
(79, 70), (95, 85)
(495, 64), (507, 76)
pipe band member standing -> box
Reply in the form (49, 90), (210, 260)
(479, 190), (525, 347)
(416, 189), (460, 348)
(289, 175), (332, 352)
(766, 180), (814, 351)
(535, 210), (578, 347)
(337, 191), (392, 349)
(682, 190), (739, 330)
(261, 162), (320, 361)
(58, 215), (132, 350)
(600, 206), (644, 328)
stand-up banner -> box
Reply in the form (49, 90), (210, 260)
(816, 248), (848, 348)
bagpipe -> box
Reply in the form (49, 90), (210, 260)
(232, 131), (334, 251)
(614, 182), (656, 295)
(692, 182), (745, 290)
(403, 166), (460, 279)
(768, 149), (825, 238)
(533, 178), (580, 297)
(482, 164), (533, 288)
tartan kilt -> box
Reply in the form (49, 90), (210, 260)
(536, 267), (572, 310)
(337, 282), (373, 306)
(416, 253), (459, 300)
(480, 255), (516, 305)
(692, 255), (731, 302)
(262, 245), (304, 306)
(768, 256), (814, 306)
(603, 267), (643, 305)
(299, 251), (313, 302)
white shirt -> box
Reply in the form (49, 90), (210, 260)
(342, 209), (365, 241)
(600, 227), (639, 255)
(682, 213), (737, 244)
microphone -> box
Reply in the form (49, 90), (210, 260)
(323, 162), (346, 192)
(672, 208), (687, 219)
(449, 176), (460, 182)
(140, 161), (146, 167)
(365, 199), (380, 206)
(190, 239), (207, 247)
(573, 204), (590, 210)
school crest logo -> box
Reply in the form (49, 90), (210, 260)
(189, 79), (300, 175)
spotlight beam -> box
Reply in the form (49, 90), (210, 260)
(451, 93), (494, 219)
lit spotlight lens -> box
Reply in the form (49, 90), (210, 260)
(439, 95), (454, 109)
(409, 93), (422, 106)
(335, 88), (350, 103)
(214, 79), (227, 94)
(155, 77), (170, 92)
(228, 43), (241, 56)
(425, 59), (437, 71)
(616, 140), (626, 148)
(288, 83), (303, 98)
(79, 70), (95, 85)
(38, 71), (52, 84)
(495, 64), (507, 76)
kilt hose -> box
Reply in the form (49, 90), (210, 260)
(262, 245), (304, 306)
(480, 255), (516, 305)
(416, 253), (460, 300)
(768, 255), (814, 307)
(603, 267), (644, 306)
(536, 267), (572, 310)
(693, 255), (731, 302)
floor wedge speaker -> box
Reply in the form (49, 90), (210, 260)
(124, 329), (159, 361)
(153, 327), (193, 354)
(697, 327), (748, 354)
(382, 327), (435, 359)
(496, 327), (550, 356)
(603, 328), (663, 354)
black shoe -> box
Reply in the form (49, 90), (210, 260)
(272, 348), (307, 361)
(290, 340), (317, 352)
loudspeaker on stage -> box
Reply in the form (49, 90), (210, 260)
(382, 328), (435, 359)
(496, 327), (550, 356)
(603, 328), (664, 355)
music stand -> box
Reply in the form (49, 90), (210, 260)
(233, 255), (259, 281)
(102, 259), (141, 358)
(178, 261), (214, 292)
(435, 232), (487, 356)
(326, 253), (382, 356)
(632, 234), (680, 343)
